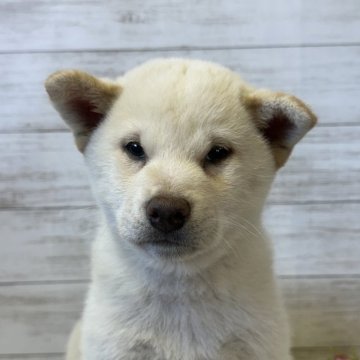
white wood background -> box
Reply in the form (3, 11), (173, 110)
(0, 0), (359, 359)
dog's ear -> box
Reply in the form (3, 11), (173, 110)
(245, 90), (317, 168)
(45, 70), (121, 152)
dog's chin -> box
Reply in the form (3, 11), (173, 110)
(139, 240), (197, 259)
(133, 230), (200, 259)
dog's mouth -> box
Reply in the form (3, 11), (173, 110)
(137, 236), (198, 258)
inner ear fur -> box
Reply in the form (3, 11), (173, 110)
(244, 90), (317, 168)
(45, 70), (121, 152)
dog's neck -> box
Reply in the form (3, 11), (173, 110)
(91, 216), (274, 304)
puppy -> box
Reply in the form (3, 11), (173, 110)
(45, 58), (316, 360)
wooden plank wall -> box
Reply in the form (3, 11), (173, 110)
(0, 0), (359, 358)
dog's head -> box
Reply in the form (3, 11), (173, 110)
(45, 59), (316, 265)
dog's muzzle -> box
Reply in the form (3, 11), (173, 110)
(132, 195), (197, 257)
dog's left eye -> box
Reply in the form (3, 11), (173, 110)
(205, 145), (232, 165)
(124, 141), (146, 160)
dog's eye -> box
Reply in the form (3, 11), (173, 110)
(205, 146), (231, 165)
(124, 141), (146, 160)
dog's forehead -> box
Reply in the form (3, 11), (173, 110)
(120, 59), (244, 110)
(108, 59), (252, 142)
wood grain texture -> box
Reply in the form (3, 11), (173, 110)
(268, 124), (360, 204)
(0, 209), (94, 282)
(293, 347), (360, 360)
(1, 203), (360, 283)
(1, 46), (359, 132)
(1, 279), (359, 354)
(1, 349), (358, 360)
(266, 203), (360, 277)
(283, 278), (360, 347)
(1, 0), (359, 52)
(1, 125), (359, 208)
(0, 283), (85, 355)
(0, 132), (88, 208)
(0, 355), (63, 359)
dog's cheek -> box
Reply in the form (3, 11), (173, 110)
(85, 147), (132, 211)
(215, 150), (274, 217)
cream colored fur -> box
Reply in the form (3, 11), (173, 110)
(46, 58), (316, 360)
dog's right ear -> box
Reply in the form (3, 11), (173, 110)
(45, 70), (121, 152)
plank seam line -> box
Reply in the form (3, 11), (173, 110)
(0, 42), (359, 55)
(1, 199), (360, 212)
(292, 345), (360, 351)
(0, 129), (71, 134)
(0, 205), (98, 212)
(268, 200), (360, 206)
(0, 353), (64, 359)
(2, 274), (360, 287)
(0, 279), (90, 287)
(279, 274), (360, 280)
(2, 348), (360, 358)
(0, 122), (359, 135)
(1, 348), (359, 358)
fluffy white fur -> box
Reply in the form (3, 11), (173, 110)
(45, 58), (316, 360)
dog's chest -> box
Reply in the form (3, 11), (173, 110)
(85, 279), (253, 360)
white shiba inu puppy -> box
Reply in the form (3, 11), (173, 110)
(45, 58), (316, 360)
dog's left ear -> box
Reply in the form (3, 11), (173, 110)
(45, 70), (121, 152)
(245, 90), (317, 168)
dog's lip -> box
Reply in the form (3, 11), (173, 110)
(133, 230), (199, 257)
(138, 238), (187, 247)
(136, 237), (197, 255)
(139, 240), (197, 258)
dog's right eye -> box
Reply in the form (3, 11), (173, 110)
(124, 141), (146, 160)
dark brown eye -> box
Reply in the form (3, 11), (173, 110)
(124, 141), (146, 160)
(205, 145), (232, 164)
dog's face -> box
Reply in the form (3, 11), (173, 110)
(45, 59), (316, 264)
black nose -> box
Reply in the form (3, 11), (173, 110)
(146, 196), (191, 233)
